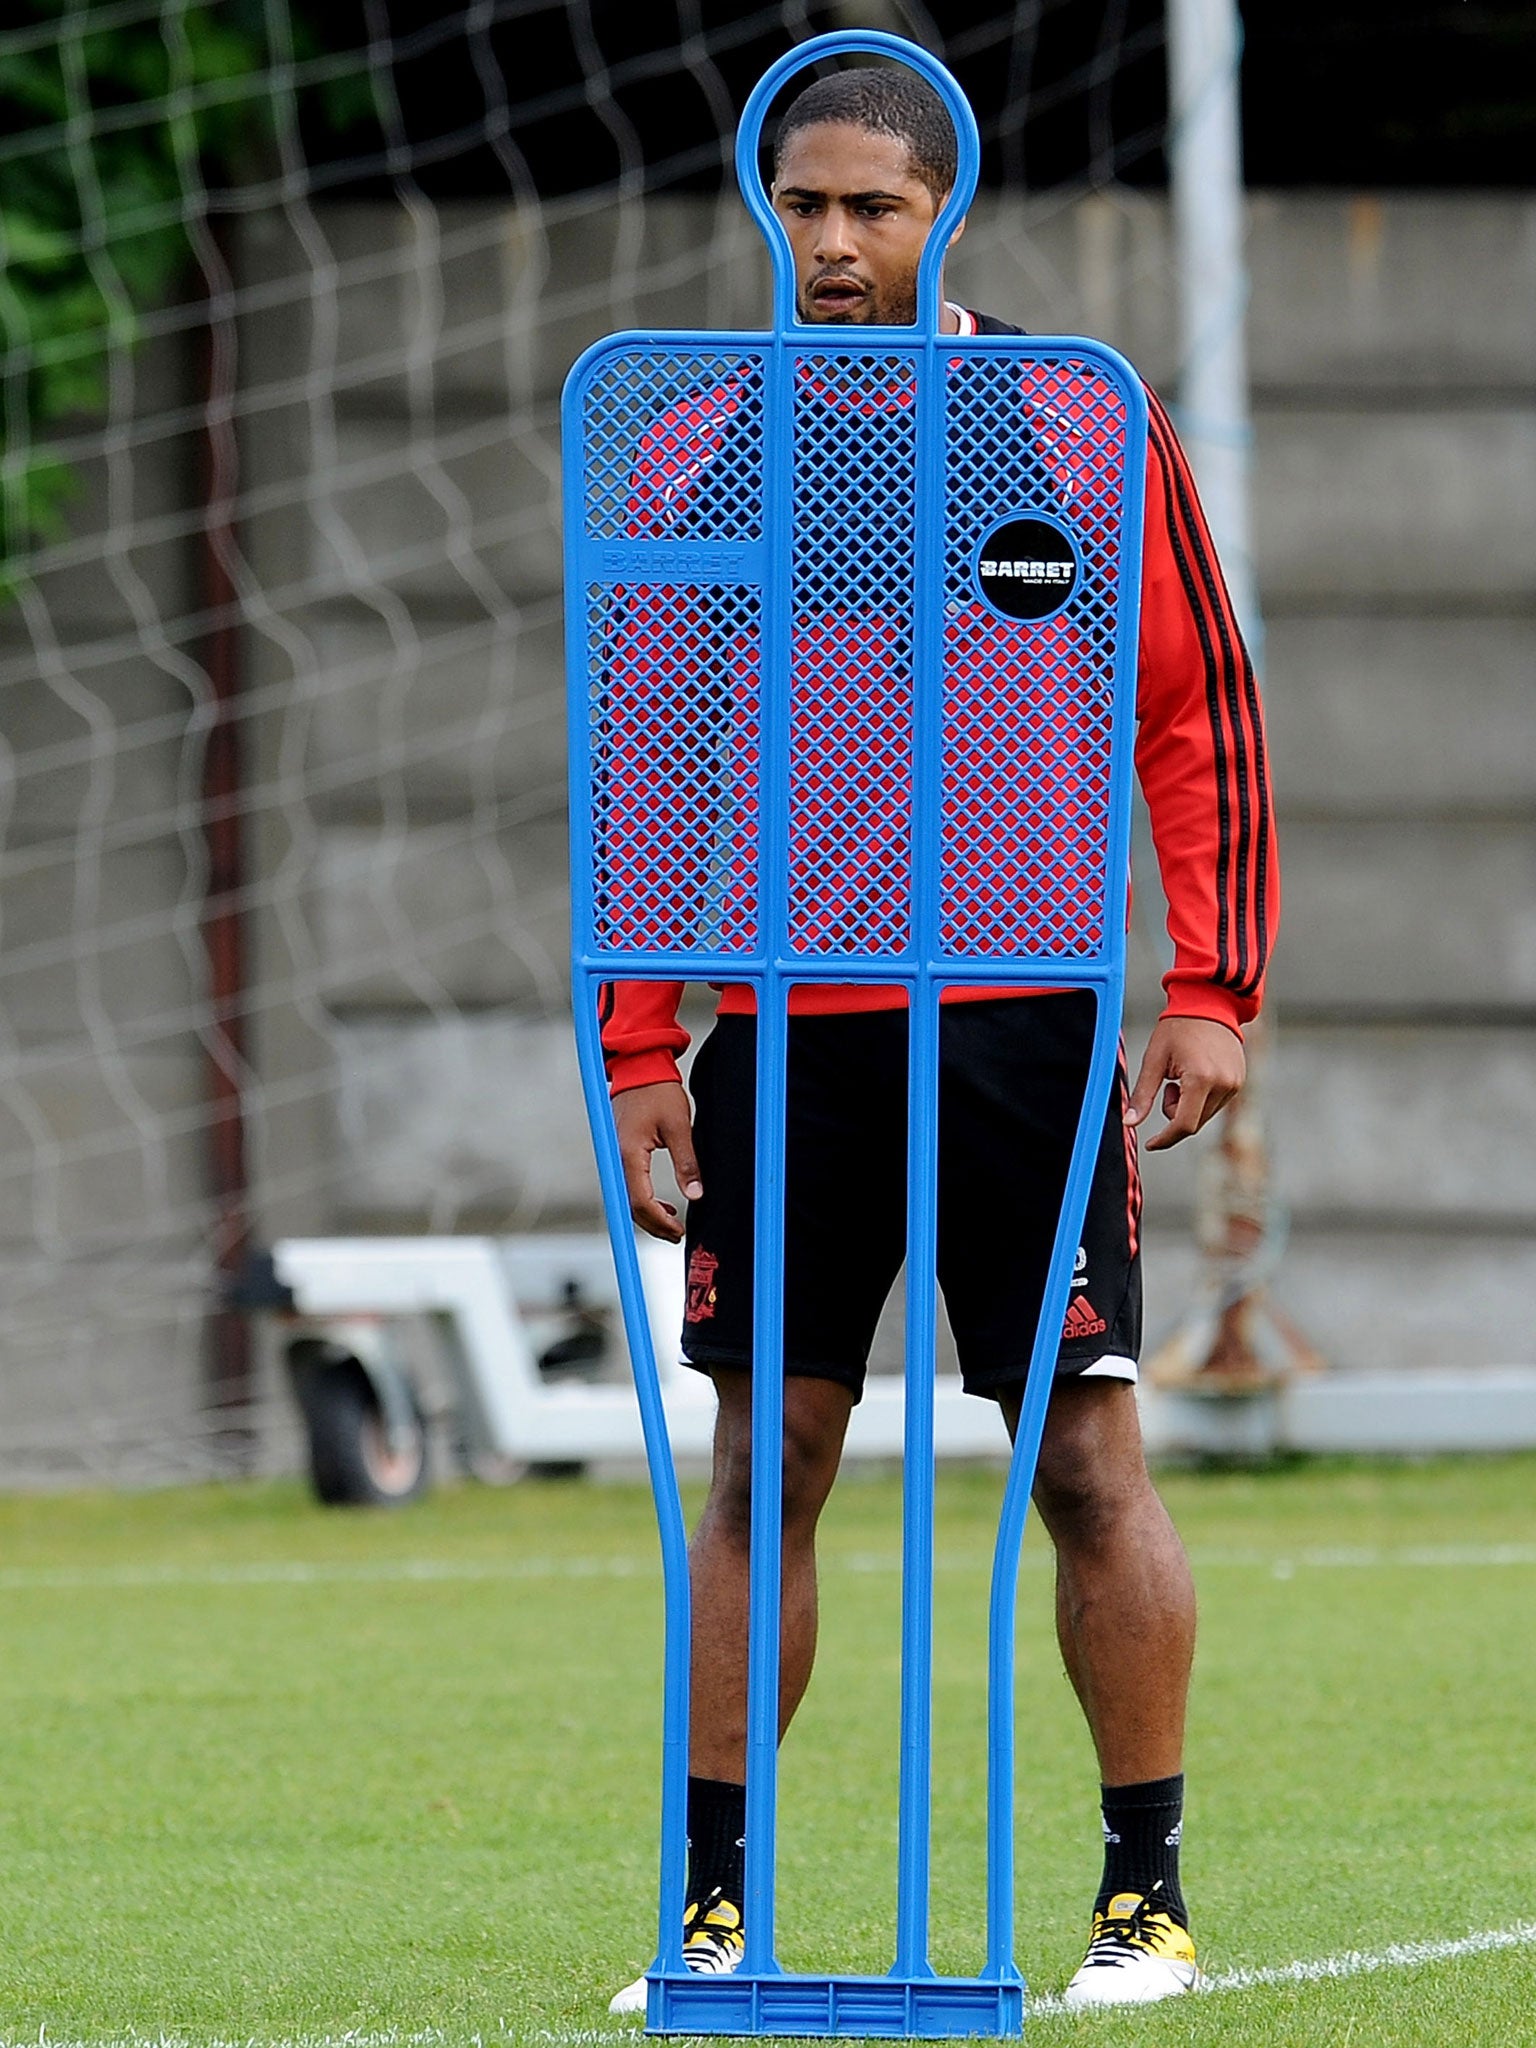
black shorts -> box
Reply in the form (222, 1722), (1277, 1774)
(680, 991), (1142, 1402)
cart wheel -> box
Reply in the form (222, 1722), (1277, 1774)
(288, 1340), (429, 1507)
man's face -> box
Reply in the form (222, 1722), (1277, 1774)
(772, 121), (947, 326)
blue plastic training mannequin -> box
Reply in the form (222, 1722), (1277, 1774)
(564, 30), (1146, 2035)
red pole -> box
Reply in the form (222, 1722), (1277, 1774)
(196, 215), (254, 1460)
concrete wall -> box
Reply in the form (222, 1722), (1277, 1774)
(268, 189), (1536, 1377)
(0, 188), (1530, 1476)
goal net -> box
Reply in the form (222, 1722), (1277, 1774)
(0, 0), (1177, 1482)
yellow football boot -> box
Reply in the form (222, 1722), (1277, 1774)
(1063, 1886), (1200, 2007)
(682, 1887), (745, 1974)
(608, 1888), (745, 2016)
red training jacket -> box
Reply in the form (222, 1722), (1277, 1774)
(599, 308), (1278, 1096)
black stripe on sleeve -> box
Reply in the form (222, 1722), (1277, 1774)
(1149, 394), (1271, 995)
(1145, 402), (1235, 986)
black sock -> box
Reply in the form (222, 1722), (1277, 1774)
(686, 1775), (746, 1907)
(1096, 1774), (1187, 1928)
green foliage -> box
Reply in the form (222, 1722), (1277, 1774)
(0, 1), (373, 573)
(0, 1458), (1532, 2043)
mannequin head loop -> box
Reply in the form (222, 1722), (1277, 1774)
(733, 32), (981, 336)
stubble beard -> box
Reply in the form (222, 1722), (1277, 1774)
(798, 265), (920, 326)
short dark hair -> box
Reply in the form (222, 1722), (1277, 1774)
(772, 66), (957, 204)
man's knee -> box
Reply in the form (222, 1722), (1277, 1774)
(781, 1381), (852, 1523)
(705, 1371), (852, 1543)
(1031, 1379), (1149, 1542)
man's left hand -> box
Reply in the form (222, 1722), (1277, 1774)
(1124, 1017), (1246, 1152)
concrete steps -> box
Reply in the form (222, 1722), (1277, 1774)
(319, 1012), (1536, 1235)
(1, 188), (1527, 1483)
(275, 191), (1534, 1379)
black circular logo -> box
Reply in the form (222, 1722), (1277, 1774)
(974, 516), (1078, 621)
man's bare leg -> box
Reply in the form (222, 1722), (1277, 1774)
(1000, 1377), (1194, 1780)
(1001, 1375), (1199, 2000)
(606, 1373), (853, 2008)
(689, 1368), (854, 1780)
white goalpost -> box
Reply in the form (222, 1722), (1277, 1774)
(1147, 0), (1326, 1402)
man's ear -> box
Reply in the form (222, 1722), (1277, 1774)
(947, 211), (968, 248)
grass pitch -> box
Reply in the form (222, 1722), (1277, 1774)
(0, 1455), (1534, 2046)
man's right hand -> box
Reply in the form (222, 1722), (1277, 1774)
(613, 1081), (703, 1242)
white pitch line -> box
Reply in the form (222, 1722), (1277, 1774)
(1, 1542), (1534, 1593)
(1025, 1917), (1536, 2019)
(1193, 1543), (1536, 1571)
(0, 1557), (658, 1591)
(8, 2034), (459, 2048)
(5, 1922), (1535, 2048)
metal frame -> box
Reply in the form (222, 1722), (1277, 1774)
(271, 1234), (1013, 1469)
(563, 30), (1146, 2036)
